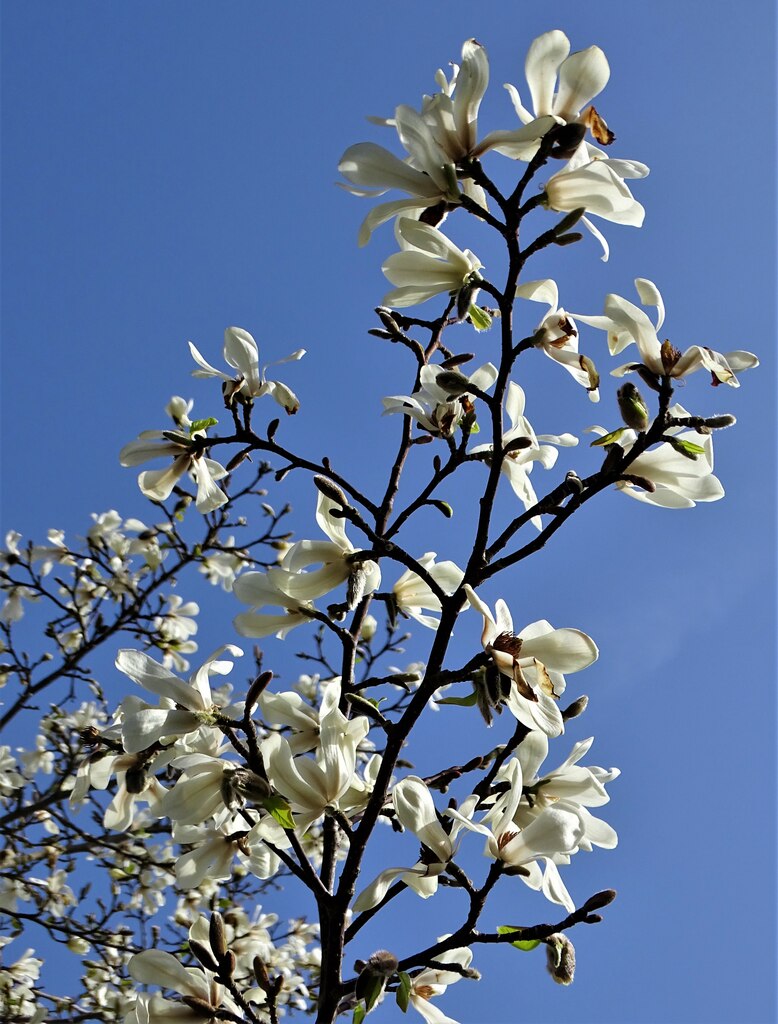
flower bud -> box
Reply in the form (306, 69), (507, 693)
(562, 694), (589, 721)
(545, 934), (576, 986)
(703, 414), (736, 429)
(360, 614), (378, 642)
(617, 382), (649, 432)
(209, 911), (228, 959)
(435, 371), (473, 397)
(582, 889), (617, 913)
(365, 950), (399, 976)
(313, 476), (349, 508)
(189, 939), (219, 971)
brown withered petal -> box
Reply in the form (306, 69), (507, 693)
(512, 662), (539, 703)
(585, 105), (615, 145)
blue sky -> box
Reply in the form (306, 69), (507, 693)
(2, 3), (776, 1023)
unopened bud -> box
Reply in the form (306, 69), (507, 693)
(230, 768), (271, 804)
(360, 614), (378, 642)
(554, 207), (586, 234)
(221, 950), (237, 978)
(365, 950), (399, 977)
(440, 352), (475, 369)
(565, 471), (584, 495)
(347, 561), (376, 609)
(545, 934), (576, 986)
(617, 382), (649, 432)
(582, 889), (617, 913)
(124, 765), (147, 795)
(554, 232), (583, 246)
(635, 364), (662, 393)
(703, 414), (736, 429)
(181, 996), (217, 1014)
(620, 473), (656, 492)
(209, 912), (228, 959)
(456, 280), (479, 321)
(314, 476), (349, 508)
(253, 955), (272, 992)
(562, 694), (589, 721)
(189, 939), (219, 971)
(435, 370), (472, 397)
(377, 308), (401, 334)
(246, 671), (273, 713)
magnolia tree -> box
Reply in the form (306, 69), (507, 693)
(0, 29), (758, 1024)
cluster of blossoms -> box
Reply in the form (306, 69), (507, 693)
(2, 26), (758, 1024)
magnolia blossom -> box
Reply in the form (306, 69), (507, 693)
(470, 381), (577, 528)
(446, 760), (585, 870)
(189, 327), (304, 412)
(262, 683), (372, 832)
(115, 646), (243, 753)
(588, 404), (725, 508)
(339, 39), (553, 244)
(545, 157), (644, 239)
(233, 571), (316, 639)
(497, 29), (613, 161)
(126, 948), (242, 1024)
(382, 219), (482, 309)
(268, 492), (381, 606)
(353, 776), (460, 912)
(465, 586), (598, 736)
(515, 278), (599, 401)
(409, 944), (474, 1024)
(393, 553), (465, 629)
(574, 278), (758, 384)
(383, 361), (497, 438)
(119, 430), (228, 514)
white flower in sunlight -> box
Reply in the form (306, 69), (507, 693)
(233, 570), (317, 639)
(383, 361), (497, 439)
(126, 948), (241, 1024)
(189, 327), (304, 413)
(470, 381), (577, 529)
(393, 553), (465, 629)
(409, 944), (474, 1024)
(499, 29), (614, 160)
(545, 158), (644, 225)
(156, 754), (268, 828)
(464, 586), (598, 737)
(446, 760), (585, 871)
(119, 430), (228, 514)
(115, 645), (242, 753)
(269, 492), (380, 607)
(262, 686), (370, 833)
(588, 403), (725, 508)
(575, 278), (758, 384)
(382, 219), (482, 309)
(354, 775), (461, 912)
(515, 278), (600, 401)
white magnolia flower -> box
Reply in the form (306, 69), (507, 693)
(588, 403), (725, 508)
(515, 278), (599, 401)
(339, 40), (553, 245)
(233, 570), (317, 639)
(409, 944), (474, 1024)
(545, 157), (644, 245)
(119, 430), (228, 514)
(262, 685), (370, 833)
(189, 327), (304, 412)
(126, 948), (241, 1024)
(353, 776), (460, 912)
(383, 361), (498, 438)
(115, 646), (242, 753)
(155, 753), (264, 828)
(575, 278), (758, 384)
(268, 492), (380, 606)
(446, 760), (585, 870)
(499, 29), (613, 161)
(393, 553), (465, 629)
(382, 219), (482, 309)
(470, 382), (577, 528)
(465, 586), (598, 736)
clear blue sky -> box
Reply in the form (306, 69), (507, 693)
(2, 2), (776, 1022)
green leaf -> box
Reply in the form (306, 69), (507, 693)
(466, 421), (480, 435)
(468, 304), (493, 332)
(438, 690), (479, 707)
(262, 795), (296, 831)
(590, 427), (626, 447)
(497, 926), (541, 951)
(353, 1004), (366, 1024)
(396, 972), (412, 1013)
(189, 417), (218, 435)
(363, 975), (385, 1012)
